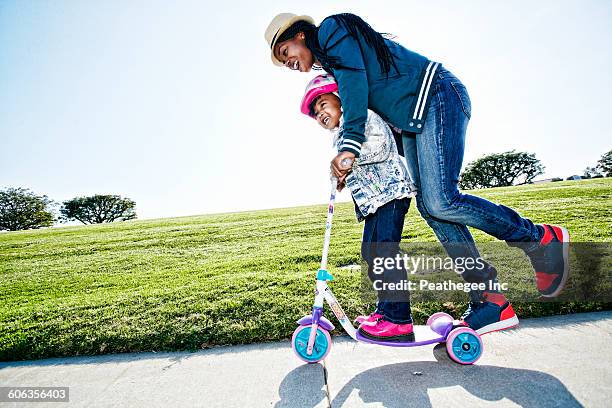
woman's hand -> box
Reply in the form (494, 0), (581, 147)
(331, 151), (356, 183)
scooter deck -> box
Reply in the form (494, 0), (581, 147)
(355, 323), (456, 347)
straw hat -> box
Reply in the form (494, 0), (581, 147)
(264, 13), (315, 66)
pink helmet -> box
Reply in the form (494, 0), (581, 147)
(300, 74), (338, 117)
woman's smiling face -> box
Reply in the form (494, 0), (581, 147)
(312, 93), (342, 130)
(274, 33), (314, 72)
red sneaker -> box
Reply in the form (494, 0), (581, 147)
(358, 318), (415, 342)
(528, 224), (570, 297)
(461, 293), (520, 335)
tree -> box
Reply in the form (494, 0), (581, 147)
(596, 149), (612, 177)
(582, 166), (601, 179)
(459, 150), (544, 190)
(0, 187), (55, 231)
(61, 195), (137, 224)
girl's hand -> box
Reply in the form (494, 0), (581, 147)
(331, 151), (356, 183)
(337, 179), (346, 192)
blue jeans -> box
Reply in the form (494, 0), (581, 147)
(361, 198), (412, 324)
(401, 67), (544, 300)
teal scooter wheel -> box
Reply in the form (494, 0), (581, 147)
(291, 325), (332, 363)
(446, 327), (483, 365)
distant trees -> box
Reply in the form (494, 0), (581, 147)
(582, 166), (602, 179)
(581, 149), (611, 179)
(459, 151), (544, 190)
(0, 189), (137, 229)
(0, 188), (55, 231)
(60, 195), (137, 224)
(596, 149), (612, 177)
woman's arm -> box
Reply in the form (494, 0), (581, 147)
(318, 17), (369, 159)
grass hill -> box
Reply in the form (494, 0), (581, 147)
(1, 178), (611, 361)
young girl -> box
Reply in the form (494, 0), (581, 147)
(265, 13), (570, 335)
(301, 73), (417, 342)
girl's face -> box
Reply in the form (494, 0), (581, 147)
(274, 33), (314, 72)
(312, 94), (342, 130)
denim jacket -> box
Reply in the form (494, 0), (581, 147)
(333, 110), (417, 222)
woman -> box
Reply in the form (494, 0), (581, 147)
(264, 13), (570, 340)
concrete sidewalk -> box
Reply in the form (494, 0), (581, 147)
(1, 311), (611, 407)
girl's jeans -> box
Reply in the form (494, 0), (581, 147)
(361, 197), (412, 324)
(401, 67), (543, 302)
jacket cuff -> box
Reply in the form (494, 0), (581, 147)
(339, 139), (362, 157)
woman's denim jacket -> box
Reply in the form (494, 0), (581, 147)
(333, 110), (417, 222)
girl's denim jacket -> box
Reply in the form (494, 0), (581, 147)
(333, 110), (417, 222)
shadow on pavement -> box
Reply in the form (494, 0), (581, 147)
(328, 345), (581, 408)
(274, 363), (328, 408)
(277, 343), (582, 408)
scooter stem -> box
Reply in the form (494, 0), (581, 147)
(319, 177), (338, 272)
(308, 159), (356, 355)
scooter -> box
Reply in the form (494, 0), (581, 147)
(291, 177), (484, 365)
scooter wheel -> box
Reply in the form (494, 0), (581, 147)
(291, 325), (332, 364)
(426, 312), (453, 327)
(446, 327), (483, 365)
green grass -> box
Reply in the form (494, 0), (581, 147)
(1, 178), (611, 361)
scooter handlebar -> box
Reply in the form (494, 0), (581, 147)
(330, 158), (354, 187)
(340, 158), (354, 167)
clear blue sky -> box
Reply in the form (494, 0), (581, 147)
(1, 0), (610, 220)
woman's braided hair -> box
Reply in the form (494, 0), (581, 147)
(276, 13), (398, 75)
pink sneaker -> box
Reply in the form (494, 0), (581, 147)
(358, 318), (415, 342)
(354, 312), (383, 326)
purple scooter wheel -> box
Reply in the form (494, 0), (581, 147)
(426, 312), (453, 327)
